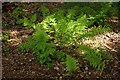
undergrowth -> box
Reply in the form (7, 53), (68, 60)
(15, 3), (113, 75)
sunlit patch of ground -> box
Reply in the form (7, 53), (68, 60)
(82, 31), (119, 52)
(3, 29), (34, 47)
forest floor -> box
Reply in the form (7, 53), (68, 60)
(2, 2), (120, 79)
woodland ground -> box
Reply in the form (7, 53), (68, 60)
(2, 2), (120, 79)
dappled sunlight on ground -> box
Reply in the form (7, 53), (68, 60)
(3, 29), (34, 47)
(82, 31), (119, 53)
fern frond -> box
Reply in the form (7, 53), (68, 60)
(65, 55), (79, 73)
(78, 45), (112, 71)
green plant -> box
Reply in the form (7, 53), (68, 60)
(17, 3), (113, 75)
(56, 51), (66, 61)
(19, 29), (56, 68)
(12, 5), (38, 29)
(15, 13), (37, 29)
(41, 4), (50, 18)
(2, 31), (10, 42)
(2, 45), (10, 52)
(12, 6), (30, 24)
(78, 45), (112, 71)
(65, 55), (79, 75)
(78, 26), (110, 40)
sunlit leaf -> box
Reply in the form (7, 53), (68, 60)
(23, 17), (30, 26)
